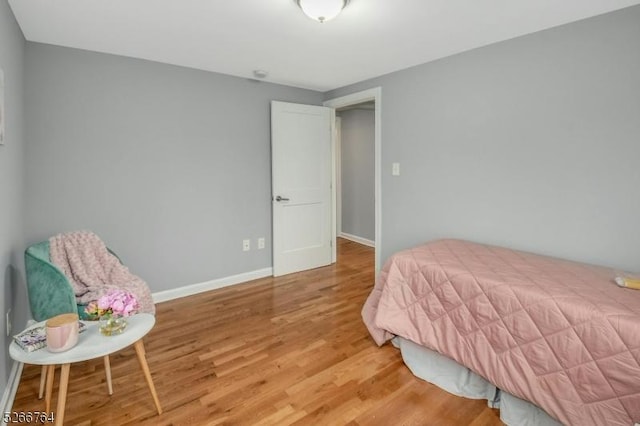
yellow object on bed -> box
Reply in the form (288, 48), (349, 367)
(615, 276), (640, 290)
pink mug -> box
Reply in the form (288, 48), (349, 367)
(46, 313), (79, 353)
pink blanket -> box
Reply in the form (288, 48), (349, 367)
(50, 231), (155, 315)
(363, 239), (640, 426)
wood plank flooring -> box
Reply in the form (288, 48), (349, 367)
(12, 238), (502, 425)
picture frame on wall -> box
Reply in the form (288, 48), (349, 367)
(0, 68), (5, 145)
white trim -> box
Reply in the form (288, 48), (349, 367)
(324, 87), (382, 273)
(335, 116), (342, 237)
(330, 109), (337, 264)
(152, 267), (273, 304)
(1, 361), (23, 423)
(339, 232), (375, 248)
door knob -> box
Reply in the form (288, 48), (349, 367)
(275, 195), (290, 202)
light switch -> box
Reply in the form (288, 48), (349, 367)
(392, 163), (400, 176)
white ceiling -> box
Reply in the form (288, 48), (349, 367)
(8, 0), (640, 91)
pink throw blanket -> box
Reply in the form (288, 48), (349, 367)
(49, 231), (155, 315)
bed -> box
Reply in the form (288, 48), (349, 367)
(362, 239), (640, 426)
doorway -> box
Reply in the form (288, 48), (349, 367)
(324, 88), (382, 272)
(336, 102), (375, 249)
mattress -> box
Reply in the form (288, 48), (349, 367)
(362, 239), (640, 426)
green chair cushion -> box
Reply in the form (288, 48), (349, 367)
(25, 241), (120, 322)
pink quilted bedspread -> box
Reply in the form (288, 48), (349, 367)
(362, 239), (640, 426)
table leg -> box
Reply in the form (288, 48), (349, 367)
(54, 364), (70, 426)
(103, 355), (113, 395)
(45, 365), (55, 413)
(133, 339), (162, 415)
(38, 365), (47, 399)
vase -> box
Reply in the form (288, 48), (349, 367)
(99, 314), (128, 336)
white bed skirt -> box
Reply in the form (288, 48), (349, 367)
(393, 337), (563, 426)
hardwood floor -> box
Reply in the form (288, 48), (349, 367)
(12, 238), (502, 425)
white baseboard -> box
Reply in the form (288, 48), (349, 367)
(152, 267), (273, 304)
(339, 232), (375, 248)
(1, 361), (24, 423)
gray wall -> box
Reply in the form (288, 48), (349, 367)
(24, 43), (323, 293)
(0, 0), (27, 392)
(339, 109), (375, 241)
(326, 5), (640, 271)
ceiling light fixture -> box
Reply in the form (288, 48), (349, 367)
(296, 0), (350, 23)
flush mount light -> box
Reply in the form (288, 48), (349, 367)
(296, 0), (350, 23)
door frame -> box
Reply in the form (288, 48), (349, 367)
(335, 116), (342, 237)
(324, 87), (382, 272)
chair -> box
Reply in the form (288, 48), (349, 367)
(24, 240), (123, 399)
(25, 240), (121, 321)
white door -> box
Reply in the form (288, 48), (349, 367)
(271, 101), (332, 277)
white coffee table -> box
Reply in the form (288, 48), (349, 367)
(9, 313), (162, 425)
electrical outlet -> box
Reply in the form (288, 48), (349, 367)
(258, 238), (265, 249)
(243, 239), (251, 251)
(6, 309), (11, 337)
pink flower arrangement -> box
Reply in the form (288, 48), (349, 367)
(85, 290), (139, 319)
